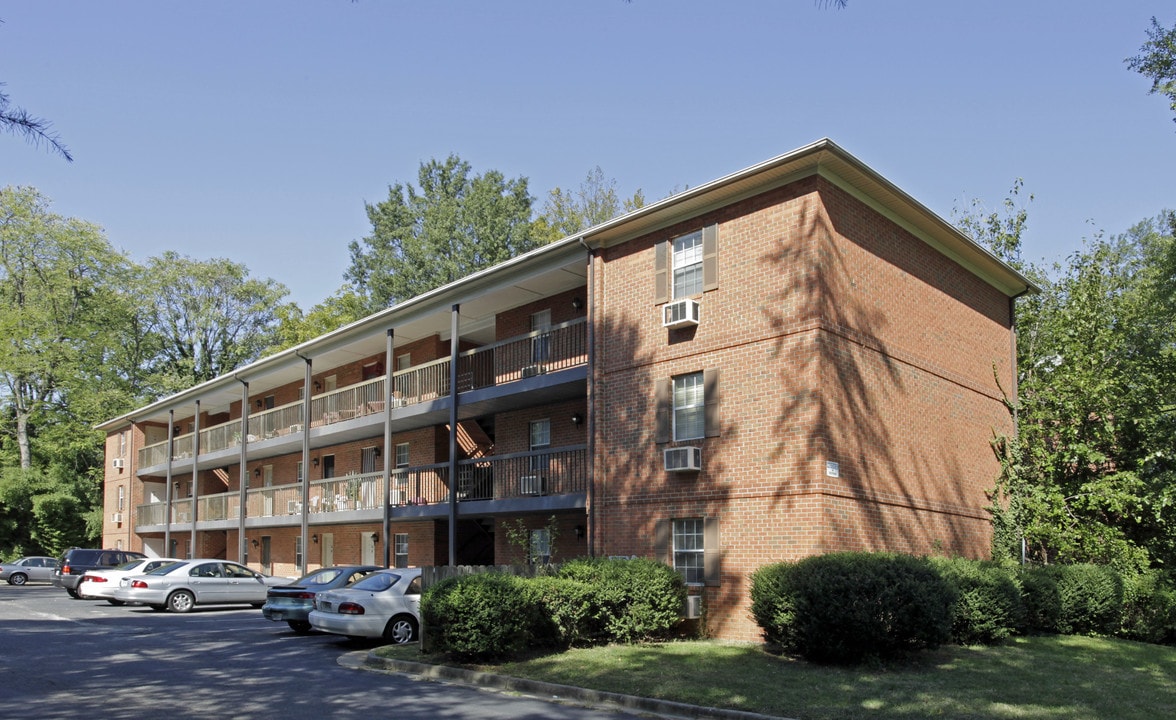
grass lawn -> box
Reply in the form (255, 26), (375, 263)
(376, 635), (1176, 719)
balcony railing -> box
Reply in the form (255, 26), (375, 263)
(136, 318), (587, 468)
(133, 446), (586, 528)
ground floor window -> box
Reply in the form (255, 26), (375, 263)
(673, 518), (704, 584)
(530, 528), (551, 564)
(394, 533), (409, 567)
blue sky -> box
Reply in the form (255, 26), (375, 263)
(4, 1), (1174, 309)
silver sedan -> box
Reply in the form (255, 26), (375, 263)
(114, 559), (294, 613)
(0, 556), (57, 585)
(309, 568), (421, 643)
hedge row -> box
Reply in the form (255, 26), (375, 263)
(421, 557), (686, 660)
(751, 553), (1176, 664)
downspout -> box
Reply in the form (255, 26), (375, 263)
(190, 400), (200, 557)
(447, 304), (460, 567)
(383, 328), (394, 568)
(236, 378), (249, 565)
(165, 409), (174, 555)
(297, 353), (313, 573)
(579, 237), (597, 557)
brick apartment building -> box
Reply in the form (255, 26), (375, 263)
(97, 139), (1033, 641)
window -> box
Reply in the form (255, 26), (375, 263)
(673, 518), (705, 584)
(397, 353), (412, 371)
(394, 533), (409, 568)
(119, 431), (128, 458)
(531, 309), (552, 363)
(395, 443), (410, 468)
(295, 536), (303, 570)
(529, 419), (550, 473)
(362, 447), (379, 474)
(672, 231), (703, 299)
(117, 486), (125, 512)
(530, 528), (551, 564)
(654, 224), (718, 303)
(673, 373), (705, 441)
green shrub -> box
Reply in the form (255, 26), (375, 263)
(528, 575), (605, 648)
(750, 552), (954, 664)
(1119, 569), (1176, 645)
(420, 572), (541, 660)
(1053, 563), (1123, 636)
(1018, 565), (1062, 635)
(557, 557), (685, 643)
(932, 557), (1025, 645)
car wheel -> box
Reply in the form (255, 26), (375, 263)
(106, 599), (126, 606)
(383, 614), (418, 644)
(167, 590), (196, 613)
(66, 587), (79, 598)
(9, 573), (27, 586)
(288, 620), (313, 634)
(149, 604), (166, 612)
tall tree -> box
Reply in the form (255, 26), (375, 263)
(534, 166), (645, 243)
(1127, 17), (1176, 126)
(0, 186), (124, 469)
(138, 252), (290, 390)
(346, 155), (538, 313)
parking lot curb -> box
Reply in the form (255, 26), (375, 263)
(355, 651), (793, 720)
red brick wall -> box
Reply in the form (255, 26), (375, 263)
(593, 176), (1014, 641)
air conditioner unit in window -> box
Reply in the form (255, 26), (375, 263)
(519, 475), (545, 496)
(664, 446), (702, 472)
(662, 298), (701, 329)
(111, 458), (125, 469)
(521, 364), (547, 378)
(110, 512), (123, 524)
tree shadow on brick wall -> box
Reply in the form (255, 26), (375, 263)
(760, 184), (982, 560)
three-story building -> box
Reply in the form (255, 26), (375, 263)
(98, 139), (1033, 640)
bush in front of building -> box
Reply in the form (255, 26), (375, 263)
(1118, 569), (1176, 644)
(421, 572), (541, 661)
(1050, 563), (1124, 636)
(931, 556), (1025, 646)
(528, 575), (605, 648)
(1017, 564), (1063, 634)
(555, 557), (686, 644)
(750, 552), (955, 664)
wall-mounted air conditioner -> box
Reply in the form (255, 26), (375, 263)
(684, 595), (703, 619)
(662, 298), (701, 329)
(664, 446), (702, 472)
(111, 458), (125, 469)
(519, 475), (545, 496)
(521, 364), (547, 378)
(110, 512), (123, 524)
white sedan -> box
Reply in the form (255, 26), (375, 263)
(77, 558), (181, 604)
(309, 568), (421, 644)
(115, 559), (294, 613)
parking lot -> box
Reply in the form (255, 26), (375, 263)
(0, 585), (639, 720)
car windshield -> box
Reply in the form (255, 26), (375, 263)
(295, 569), (341, 587)
(349, 572), (399, 592)
(114, 560), (145, 571)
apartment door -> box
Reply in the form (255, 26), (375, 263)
(322, 533), (335, 566)
(531, 309), (552, 364)
(361, 532), (376, 565)
(260, 536), (272, 575)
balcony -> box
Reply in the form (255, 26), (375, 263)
(137, 318), (587, 472)
(133, 445), (587, 531)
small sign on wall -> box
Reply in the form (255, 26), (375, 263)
(825, 461), (840, 478)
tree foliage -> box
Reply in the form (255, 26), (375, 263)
(533, 166), (645, 244)
(1127, 17), (1176, 126)
(346, 155), (539, 314)
(989, 210), (1176, 571)
(0, 84), (72, 161)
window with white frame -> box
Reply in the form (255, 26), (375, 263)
(672, 230), (704, 299)
(673, 518), (704, 584)
(394, 533), (409, 568)
(673, 372), (705, 440)
(531, 309), (552, 363)
(530, 528), (551, 564)
(119, 431), (128, 458)
(395, 442), (410, 468)
(295, 536), (303, 570)
(529, 419), (550, 473)
(117, 485), (125, 512)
